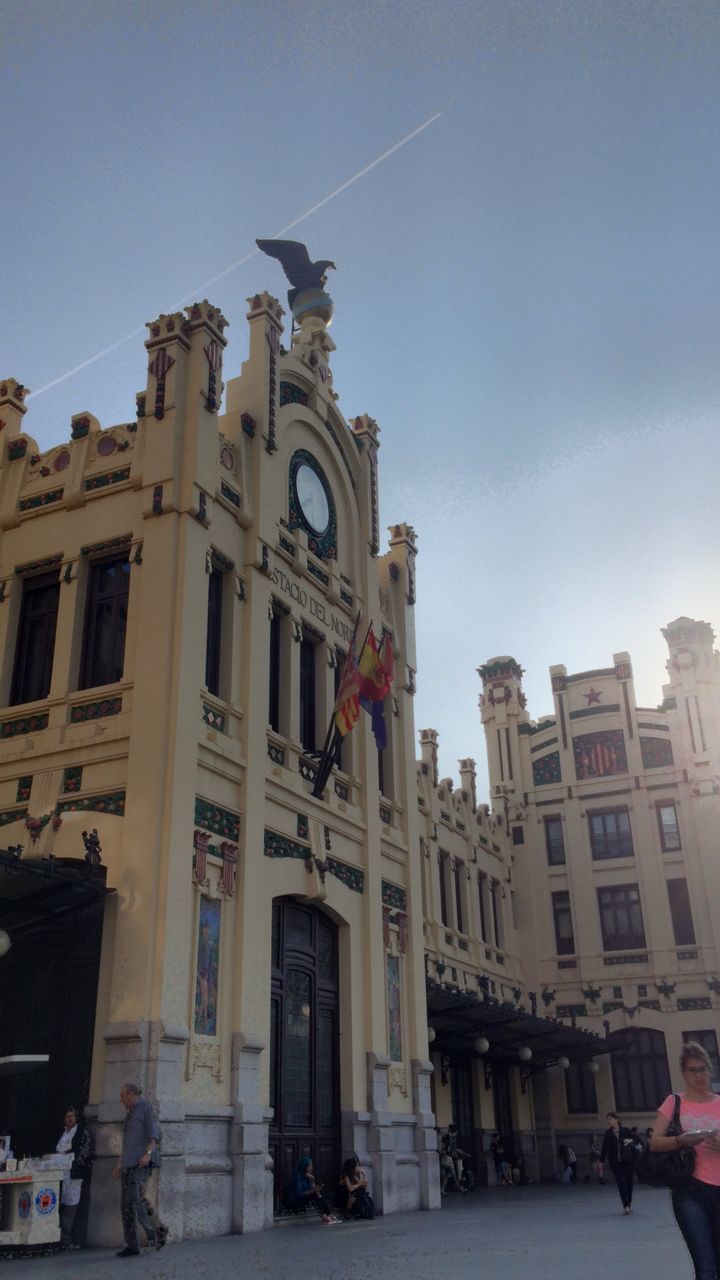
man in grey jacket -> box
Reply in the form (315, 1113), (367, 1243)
(113, 1084), (167, 1257)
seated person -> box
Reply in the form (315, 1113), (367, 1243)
(336, 1156), (374, 1219)
(286, 1156), (338, 1223)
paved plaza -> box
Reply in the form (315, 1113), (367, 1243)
(0, 1181), (692, 1280)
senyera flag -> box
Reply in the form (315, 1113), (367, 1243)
(333, 625), (361, 736)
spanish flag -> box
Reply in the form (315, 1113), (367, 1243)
(357, 631), (391, 702)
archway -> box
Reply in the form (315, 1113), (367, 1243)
(268, 898), (340, 1210)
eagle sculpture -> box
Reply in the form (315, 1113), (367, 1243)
(255, 239), (336, 310)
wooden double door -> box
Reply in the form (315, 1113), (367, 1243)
(268, 898), (340, 1210)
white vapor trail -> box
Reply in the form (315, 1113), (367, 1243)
(29, 112), (442, 400)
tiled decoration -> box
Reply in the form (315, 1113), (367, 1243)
(194, 798), (240, 842)
(640, 736), (674, 769)
(532, 751), (562, 786)
(57, 790), (126, 816)
(573, 729), (627, 781)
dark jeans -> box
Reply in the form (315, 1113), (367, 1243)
(672, 1179), (720, 1280)
(611, 1164), (634, 1208)
(121, 1168), (166, 1252)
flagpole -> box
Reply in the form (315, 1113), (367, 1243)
(311, 615), (370, 799)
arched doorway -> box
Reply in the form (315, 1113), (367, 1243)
(269, 898), (340, 1210)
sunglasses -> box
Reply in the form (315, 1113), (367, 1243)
(684, 1065), (709, 1075)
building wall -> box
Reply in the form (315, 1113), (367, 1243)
(0, 291), (438, 1243)
(479, 620), (720, 1165)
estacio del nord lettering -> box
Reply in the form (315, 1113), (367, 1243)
(271, 567), (354, 643)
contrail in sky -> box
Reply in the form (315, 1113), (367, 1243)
(29, 111), (442, 400)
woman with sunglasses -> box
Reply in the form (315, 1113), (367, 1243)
(650, 1041), (720, 1279)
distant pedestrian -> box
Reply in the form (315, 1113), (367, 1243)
(113, 1084), (167, 1256)
(599, 1111), (635, 1213)
(587, 1133), (603, 1183)
(490, 1133), (511, 1185)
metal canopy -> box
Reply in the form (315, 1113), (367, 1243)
(426, 978), (609, 1066)
(0, 852), (114, 939)
(0, 1055), (50, 1078)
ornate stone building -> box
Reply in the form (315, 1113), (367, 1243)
(0, 284), (437, 1243)
(473, 619), (720, 1161)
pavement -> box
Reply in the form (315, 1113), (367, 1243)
(0, 1181), (690, 1280)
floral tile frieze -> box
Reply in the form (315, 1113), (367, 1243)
(19, 488), (64, 513)
(382, 880), (407, 911)
(70, 697), (122, 723)
(62, 766), (83, 794)
(84, 467), (131, 493)
(194, 797), (240, 841)
(0, 806), (29, 827)
(1, 712), (49, 739)
(57, 790), (125, 816)
(16, 776), (32, 803)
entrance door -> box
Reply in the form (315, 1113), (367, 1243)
(269, 899), (340, 1210)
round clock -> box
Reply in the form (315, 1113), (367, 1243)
(295, 463), (330, 534)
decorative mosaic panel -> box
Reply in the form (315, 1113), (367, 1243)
(296, 814), (309, 840)
(573, 729), (627, 781)
(327, 857), (364, 894)
(81, 534), (132, 557)
(1, 712), (49, 738)
(194, 798), (240, 841)
(638, 999), (661, 1012)
(19, 488), (64, 512)
(195, 895), (220, 1037)
(84, 467), (130, 492)
(677, 997), (712, 1011)
(57, 790), (125, 816)
(279, 381), (309, 407)
(532, 751), (562, 786)
(16, 777), (32, 803)
(0, 807), (28, 827)
(14, 555), (62, 575)
(264, 831), (309, 861)
(387, 954), (402, 1062)
(382, 881), (407, 911)
(556, 1003), (588, 1019)
(70, 697), (122, 723)
(62, 767), (83, 794)
(640, 736), (674, 769)
(240, 412), (256, 438)
(202, 703), (226, 732)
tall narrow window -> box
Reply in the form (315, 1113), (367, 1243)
(544, 816), (565, 865)
(609, 1028), (670, 1111)
(667, 878), (696, 945)
(80, 555), (130, 689)
(478, 873), (488, 941)
(333, 650), (346, 772)
(657, 802), (681, 852)
(299, 634), (317, 753)
(10, 571), (60, 705)
(205, 567), (223, 696)
(491, 880), (503, 949)
(439, 853), (450, 927)
(565, 1060), (598, 1113)
(269, 609), (281, 732)
(454, 859), (465, 934)
(597, 884), (646, 951)
(552, 891), (575, 955)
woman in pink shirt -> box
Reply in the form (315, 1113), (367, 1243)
(651, 1041), (720, 1280)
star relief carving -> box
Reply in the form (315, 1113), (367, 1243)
(584, 687), (602, 705)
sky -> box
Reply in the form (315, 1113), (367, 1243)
(2, 0), (719, 798)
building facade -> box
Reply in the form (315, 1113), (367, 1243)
(0, 286), (438, 1245)
(477, 620), (720, 1159)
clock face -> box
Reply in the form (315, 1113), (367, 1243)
(295, 463), (330, 534)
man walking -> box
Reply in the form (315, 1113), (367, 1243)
(113, 1083), (167, 1257)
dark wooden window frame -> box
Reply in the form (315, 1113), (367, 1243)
(597, 883), (646, 951)
(10, 570), (60, 705)
(79, 554), (130, 690)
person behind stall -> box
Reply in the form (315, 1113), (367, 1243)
(598, 1111), (635, 1213)
(336, 1156), (374, 1220)
(55, 1106), (93, 1249)
(287, 1156), (339, 1223)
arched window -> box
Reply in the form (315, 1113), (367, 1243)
(609, 1027), (671, 1112)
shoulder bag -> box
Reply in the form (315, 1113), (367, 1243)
(638, 1094), (695, 1188)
